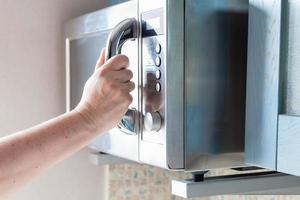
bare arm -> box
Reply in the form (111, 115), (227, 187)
(0, 50), (134, 199)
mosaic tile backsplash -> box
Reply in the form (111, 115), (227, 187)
(109, 164), (300, 200)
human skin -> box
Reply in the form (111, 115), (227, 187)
(0, 50), (134, 199)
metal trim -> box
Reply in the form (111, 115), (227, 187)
(165, 0), (185, 169)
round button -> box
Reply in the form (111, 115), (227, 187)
(144, 112), (162, 132)
(155, 43), (161, 54)
(155, 70), (161, 80)
(155, 82), (161, 92)
(155, 56), (161, 67)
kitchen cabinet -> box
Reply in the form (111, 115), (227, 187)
(246, 0), (300, 176)
(278, 0), (300, 176)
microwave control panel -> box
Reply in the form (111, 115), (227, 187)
(141, 8), (166, 145)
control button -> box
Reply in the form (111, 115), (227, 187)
(155, 43), (161, 54)
(155, 70), (161, 80)
(155, 56), (161, 67)
(155, 82), (161, 92)
(144, 112), (162, 132)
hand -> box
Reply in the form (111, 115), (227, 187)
(75, 49), (135, 134)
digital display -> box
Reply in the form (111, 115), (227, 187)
(146, 17), (161, 30)
(141, 8), (164, 37)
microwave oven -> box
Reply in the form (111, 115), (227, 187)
(65, 0), (249, 171)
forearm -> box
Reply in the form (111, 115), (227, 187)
(0, 110), (101, 198)
(0, 52), (133, 199)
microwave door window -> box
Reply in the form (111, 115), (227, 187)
(69, 33), (110, 110)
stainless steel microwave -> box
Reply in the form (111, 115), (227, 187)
(65, 0), (249, 171)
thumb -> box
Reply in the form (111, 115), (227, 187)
(95, 48), (106, 70)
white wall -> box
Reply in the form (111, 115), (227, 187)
(0, 0), (108, 200)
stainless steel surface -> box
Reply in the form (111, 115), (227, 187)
(137, 0), (170, 169)
(184, 0), (248, 171)
(165, 0), (185, 169)
(65, 1), (137, 39)
(65, 1), (140, 162)
(172, 173), (300, 198)
(139, 0), (248, 170)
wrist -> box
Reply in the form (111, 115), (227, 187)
(73, 104), (98, 135)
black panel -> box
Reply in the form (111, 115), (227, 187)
(141, 8), (164, 37)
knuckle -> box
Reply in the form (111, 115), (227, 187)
(114, 87), (123, 96)
(116, 55), (129, 66)
(98, 68), (109, 78)
(105, 80), (115, 90)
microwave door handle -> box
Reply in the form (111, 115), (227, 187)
(105, 18), (138, 60)
(105, 18), (139, 135)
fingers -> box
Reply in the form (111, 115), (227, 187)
(119, 81), (135, 92)
(108, 81), (135, 93)
(107, 69), (133, 83)
(104, 55), (129, 71)
(95, 49), (106, 70)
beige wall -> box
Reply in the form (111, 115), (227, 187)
(0, 0), (108, 200)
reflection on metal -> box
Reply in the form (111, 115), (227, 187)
(184, 0), (248, 171)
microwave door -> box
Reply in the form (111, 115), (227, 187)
(89, 31), (139, 162)
(67, 11), (139, 162)
(89, 18), (140, 161)
(105, 18), (139, 136)
(90, 36), (139, 161)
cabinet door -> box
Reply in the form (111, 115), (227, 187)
(277, 0), (300, 176)
(246, 0), (300, 176)
(245, 0), (282, 170)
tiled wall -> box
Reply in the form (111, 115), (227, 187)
(109, 164), (300, 200)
